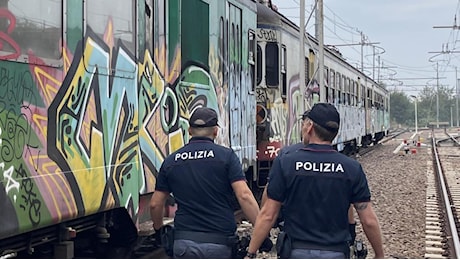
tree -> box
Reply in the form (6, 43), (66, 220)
(417, 85), (455, 127)
(390, 91), (412, 126)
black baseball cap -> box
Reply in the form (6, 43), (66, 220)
(302, 103), (340, 131)
(189, 107), (219, 127)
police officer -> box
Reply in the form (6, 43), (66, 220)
(246, 103), (384, 259)
(150, 107), (260, 258)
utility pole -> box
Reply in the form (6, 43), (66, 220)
(453, 67), (459, 127)
(454, 67), (459, 127)
(371, 45), (385, 81)
(372, 46), (375, 80)
(433, 19), (460, 128)
(436, 62), (439, 128)
(300, 0), (305, 105)
(317, 0), (325, 101)
(410, 95), (418, 133)
(326, 39), (380, 73)
(360, 32), (364, 71)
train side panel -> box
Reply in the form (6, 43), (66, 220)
(255, 3), (305, 163)
(0, 0), (257, 256)
(0, 0), (150, 244)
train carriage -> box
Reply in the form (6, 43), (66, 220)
(0, 0), (390, 257)
(253, 2), (390, 193)
(0, 0), (257, 257)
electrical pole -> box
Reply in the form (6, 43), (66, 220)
(433, 19), (460, 128)
(317, 0), (325, 101)
(456, 68), (459, 127)
(360, 32), (364, 71)
(410, 95), (418, 133)
(326, 40), (380, 73)
(436, 62), (439, 128)
(300, 0), (305, 106)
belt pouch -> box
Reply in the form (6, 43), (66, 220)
(275, 231), (291, 258)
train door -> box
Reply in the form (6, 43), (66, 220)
(228, 3), (243, 156)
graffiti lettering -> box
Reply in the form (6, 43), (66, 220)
(0, 9), (21, 60)
(16, 164), (41, 226)
(1, 162), (19, 199)
(257, 29), (277, 42)
(266, 145), (280, 158)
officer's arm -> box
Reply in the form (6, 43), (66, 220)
(354, 201), (384, 258)
(150, 190), (169, 230)
(260, 185), (268, 207)
(232, 180), (260, 225)
(247, 198), (281, 256)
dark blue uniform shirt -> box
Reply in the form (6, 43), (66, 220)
(267, 143), (371, 247)
(155, 136), (246, 235)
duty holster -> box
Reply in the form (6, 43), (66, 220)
(232, 235), (248, 259)
(161, 224), (175, 257)
(275, 231), (291, 259)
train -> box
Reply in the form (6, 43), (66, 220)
(0, 0), (389, 258)
(253, 1), (390, 192)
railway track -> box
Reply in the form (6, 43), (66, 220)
(352, 129), (407, 158)
(425, 129), (460, 258)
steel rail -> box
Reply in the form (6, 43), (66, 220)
(432, 135), (460, 258)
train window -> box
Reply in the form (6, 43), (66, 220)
(0, 0), (62, 64)
(220, 18), (225, 82)
(248, 30), (256, 92)
(330, 70), (335, 89)
(346, 78), (351, 105)
(281, 45), (286, 97)
(305, 57), (309, 84)
(256, 44), (262, 85)
(325, 67), (331, 102)
(353, 81), (358, 106)
(330, 70), (335, 103)
(248, 30), (255, 65)
(265, 42), (279, 87)
(85, 0), (136, 76)
(232, 23), (235, 66)
(87, 0), (134, 52)
(280, 45), (286, 73)
(367, 88), (372, 108)
(145, 0), (153, 53)
(336, 72), (341, 103)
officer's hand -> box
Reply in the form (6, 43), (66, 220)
(259, 236), (273, 252)
(349, 223), (357, 244)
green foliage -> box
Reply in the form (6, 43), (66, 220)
(390, 91), (412, 126)
(390, 85), (459, 128)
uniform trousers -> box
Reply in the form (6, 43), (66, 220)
(290, 248), (345, 259)
(173, 239), (232, 259)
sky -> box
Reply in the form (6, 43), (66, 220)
(270, 0), (460, 97)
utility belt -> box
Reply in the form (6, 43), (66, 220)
(174, 230), (238, 246)
(276, 232), (350, 258)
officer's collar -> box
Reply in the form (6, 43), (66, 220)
(189, 136), (214, 143)
(303, 143), (336, 151)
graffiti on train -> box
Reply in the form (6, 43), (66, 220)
(257, 28), (277, 42)
(0, 24), (220, 235)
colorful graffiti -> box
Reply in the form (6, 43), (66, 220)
(256, 74), (304, 160)
(0, 19), (223, 241)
